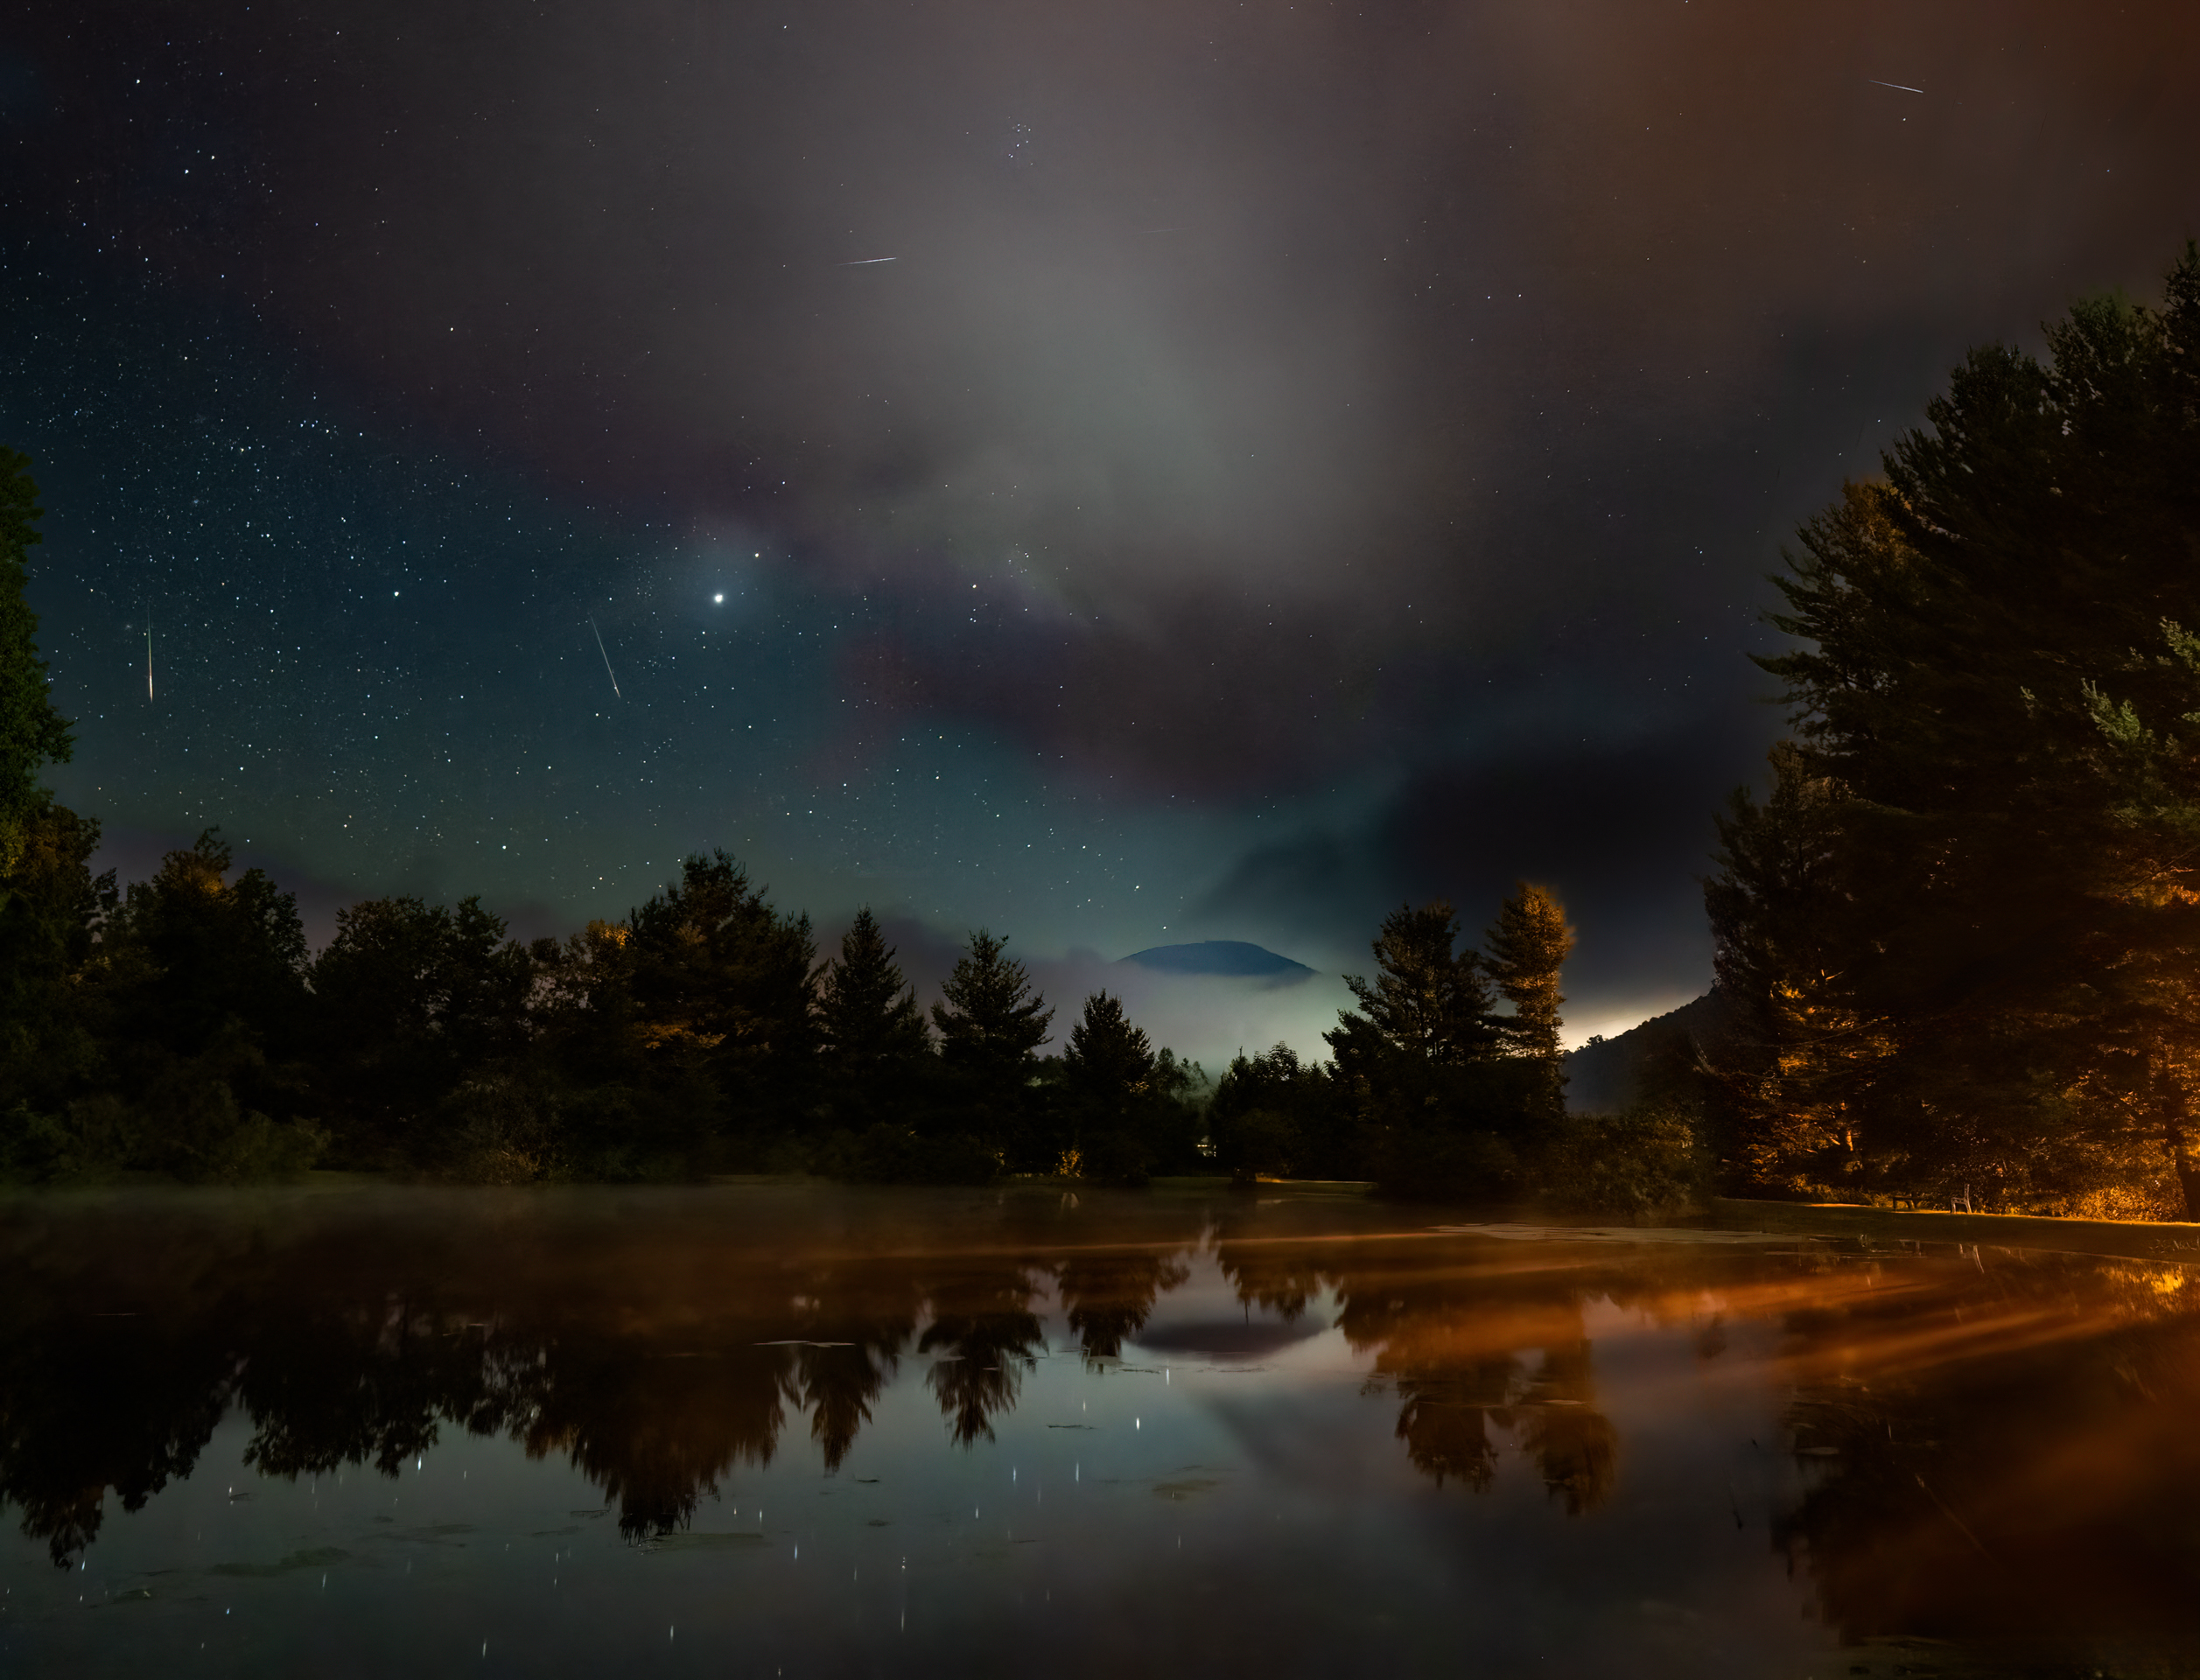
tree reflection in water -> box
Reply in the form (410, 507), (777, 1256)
(918, 1262), (1047, 1446)
(1325, 1244), (1620, 1508)
(12, 1189), (2200, 1667)
(1054, 1248), (1191, 1363)
(1766, 1252), (2200, 1649)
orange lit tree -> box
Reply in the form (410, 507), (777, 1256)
(1710, 242), (2200, 1214)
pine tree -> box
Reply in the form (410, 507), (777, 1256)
(930, 930), (1052, 1076)
(1328, 900), (1514, 1191)
(1330, 901), (1497, 1068)
(816, 908), (928, 1080)
(1484, 883), (1574, 1125)
(1062, 990), (1153, 1103)
(1730, 242), (2200, 1210)
(1704, 743), (1894, 1193)
(1485, 884), (1573, 1056)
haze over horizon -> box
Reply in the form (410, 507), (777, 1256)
(5, 0), (2196, 1060)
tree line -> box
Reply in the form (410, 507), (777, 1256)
(21, 248), (2194, 1213)
(1704, 242), (2200, 1219)
(0, 813), (1593, 1191)
(0, 817), (1210, 1183)
(3, 438), (1611, 1189)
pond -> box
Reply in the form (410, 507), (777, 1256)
(3, 1181), (2197, 1678)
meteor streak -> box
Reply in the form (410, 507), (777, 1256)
(145, 612), (154, 703)
(835, 256), (897, 266)
(589, 618), (622, 699)
(1866, 78), (1924, 93)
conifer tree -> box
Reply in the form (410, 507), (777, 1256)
(1331, 901), (1497, 1068)
(930, 930), (1052, 1075)
(1723, 242), (2200, 1210)
(816, 908), (928, 1074)
(1484, 882), (1574, 1124)
(1485, 883), (1573, 1060)
(1328, 900), (1512, 1190)
(1062, 990), (1153, 1103)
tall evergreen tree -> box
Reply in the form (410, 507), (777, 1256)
(531, 851), (816, 1168)
(1061, 990), (1153, 1104)
(1722, 242), (2200, 1210)
(817, 908), (928, 1068)
(1485, 882), (1575, 1123)
(1328, 900), (1515, 1192)
(1704, 741), (1894, 1192)
(931, 930), (1051, 1163)
(816, 908), (929, 1127)
(1331, 901), (1498, 1068)
(930, 929), (1052, 1075)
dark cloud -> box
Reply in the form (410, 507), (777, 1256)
(10, 0), (2197, 1040)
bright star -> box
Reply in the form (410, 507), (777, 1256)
(713, 593), (725, 604)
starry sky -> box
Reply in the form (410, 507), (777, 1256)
(4, 0), (2196, 1060)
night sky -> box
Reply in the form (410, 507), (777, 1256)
(4, 1), (2196, 1060)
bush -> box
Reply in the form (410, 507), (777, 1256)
(1078, 1129), (1151, 1187)
(1371, 1125), (1524, 1203)
(1536, 1105), (1711, 1219)
(819, 1124), (999, 1185)
(0, 1099), (120, 1183)
(436, 1073), (565, 1184)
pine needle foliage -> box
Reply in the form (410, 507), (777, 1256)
(1711, 242), (2200, 1212)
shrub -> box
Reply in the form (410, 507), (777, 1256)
(1536, 1105), (1712, 1219)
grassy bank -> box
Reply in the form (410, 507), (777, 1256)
(1709, 1197), (2200, 1264)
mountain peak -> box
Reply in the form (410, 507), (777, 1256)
(1117, 941), (1316, 984)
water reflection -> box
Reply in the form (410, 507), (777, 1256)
(1768, 1253), (2200, 1648)
(1055, 1249), (1190, 1364)
(919, 1262), (1047, 1446)
(5, 1186), (2200, 1670)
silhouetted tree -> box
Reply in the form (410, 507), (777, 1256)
(1063, 990), (1153, 1102)
(932, 929), (1052, 1072)
(930, 928), (1050, 1164)
(1705, 739), (1888, 1194)
(533, 852), (816, 1172)
(0, 804), (110, 1176)
(1335, 900), (1499, 1067)
(816, 907), (929, 1127)
(1719, 242), (2200, 1210)
(0, 452), (112, 1180)
(308, 895), (535, 1164)
(1208, 1042), (1338, 1180)
(86, 830), (321, 1180)
(1329, 900), (1517, 1194)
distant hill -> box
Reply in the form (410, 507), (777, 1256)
(1563, 990), (1736, 1113)
(1117, 941), (1317, 986)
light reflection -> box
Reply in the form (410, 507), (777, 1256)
(4, 1188), (2200, 1670)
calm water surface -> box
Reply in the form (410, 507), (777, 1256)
(4, 1182), (2199, 1678)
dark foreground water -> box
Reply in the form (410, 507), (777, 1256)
(4, 1184), (2199, 1679)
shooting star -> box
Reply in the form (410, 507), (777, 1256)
(835, 256), (898, 266)
(145, 612), (154, 703)
(588, 618), (622, 700)
(1866, 78), (1923, 93)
